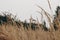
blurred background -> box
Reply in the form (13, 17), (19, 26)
(0, 0), (60, 28)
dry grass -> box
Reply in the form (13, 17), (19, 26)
(0, 9), (60, 40)
(0, 22), (60, 40)
(37, 5), (54, 31)
(47, 0), (52, 11)
(0, 0), (60, 39)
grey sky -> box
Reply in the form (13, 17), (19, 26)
(0, 0), (60, 28)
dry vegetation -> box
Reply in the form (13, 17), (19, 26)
(0, 6), (60, 40)
(0, 0), (60, 40)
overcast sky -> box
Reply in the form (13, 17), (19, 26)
(0, 0), (60, 28)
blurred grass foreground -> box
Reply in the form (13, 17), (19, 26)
(0, 6), (60, 40)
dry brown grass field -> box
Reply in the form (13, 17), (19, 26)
(0, 4), (60, 40)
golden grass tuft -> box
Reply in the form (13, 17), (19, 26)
(0, 9), (60, 40)
(0, 1), (60, 39)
